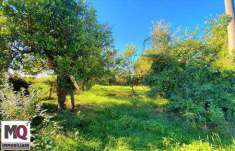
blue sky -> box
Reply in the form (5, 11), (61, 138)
(89, 0), (227, 52)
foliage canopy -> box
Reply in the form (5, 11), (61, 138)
(146, 16), (235, 127)
(0, 0), (112, 86)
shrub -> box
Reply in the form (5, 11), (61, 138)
(0, 82), (40, 121)
(148, 55), (235, 127)
(0, 81), (58, 150)
(146, 16), (235, 128)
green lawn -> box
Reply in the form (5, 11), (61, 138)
(35, 83), (235, 151)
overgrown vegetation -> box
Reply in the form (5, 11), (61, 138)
(0, 81), (39, 120)
(1, 0), (235, 150)
(146, 17), (235, 128)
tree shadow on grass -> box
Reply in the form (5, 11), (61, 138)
(41, 102), (58, 112)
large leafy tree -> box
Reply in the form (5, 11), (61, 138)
(1, 0), (112, 108)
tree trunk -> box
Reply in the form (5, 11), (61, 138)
(57, 76), (66, 109)
(48, 82), (53, 99)
(47, 57), (66, 109)
(57, 87), (66, 109)
(225, 0), (235, 55)
(48, 57), (54, 69)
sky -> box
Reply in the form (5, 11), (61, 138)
(89, 0), (227, 53)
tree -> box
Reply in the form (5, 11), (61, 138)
(134, 49), (154, 84)
(224, 0), (235, 55)
(151, 21), (171, 51)
(122, 44), (136, 95)
(1, 0), (112, 108)
(204, 15), (234, 70)
(134, 22), (171, 85)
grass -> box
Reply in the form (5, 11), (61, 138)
(32, 78), (235, 151)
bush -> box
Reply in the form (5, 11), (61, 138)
(148, 55), (235, 127)
(0, 82), (40, 120)
(0, 81), (58, 150)
(146, 16), (235, 128)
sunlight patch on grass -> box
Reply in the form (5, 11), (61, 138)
(74, 85), (169, 110)
(74, 135), (103, 151)
(172, 141), (212, 151)
(105, 137), (132, 151)
(76, 91), (130, 106)
(52, 134), (77, 151)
